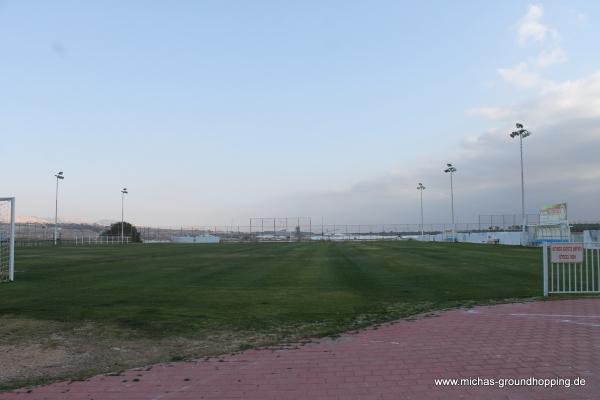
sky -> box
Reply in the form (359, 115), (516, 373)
(2, 0), (600, 227)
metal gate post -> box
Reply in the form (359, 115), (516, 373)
(543, 243), (549, 296)
(9, 198), (15, 281)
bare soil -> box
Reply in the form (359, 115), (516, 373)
(0, 317), (282, 390)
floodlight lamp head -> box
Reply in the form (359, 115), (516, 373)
(444, 165), (456, 173)
(516, 123), (523, 129)
(522, 129), (531, 138)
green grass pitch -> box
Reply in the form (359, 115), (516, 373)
(0, 241), (541, 337)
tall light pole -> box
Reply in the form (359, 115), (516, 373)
(53, 171), (64, 245)
(121, 188), (128, 243)
(444, 163), (457, 239)
(417, 183), (426, 238)
(510, 123), (531, 245)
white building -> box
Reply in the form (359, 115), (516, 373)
(171, 235), (220, 244)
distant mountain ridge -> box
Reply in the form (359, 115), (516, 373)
(15, 215), (52, 224)
(15, 215), (117, 226)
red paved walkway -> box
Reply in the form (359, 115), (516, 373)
(2, 299), (599, 400)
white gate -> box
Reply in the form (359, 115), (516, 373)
(543, 243), (600, 296)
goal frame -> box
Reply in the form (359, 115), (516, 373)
(0, 197), (15, 282)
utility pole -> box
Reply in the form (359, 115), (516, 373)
(121, 188), (128, 243)
(510, 123), (531, 245)
(417, 183), (426, 238)
(444, 164), (457, 240)
(54, 172), (64, 245)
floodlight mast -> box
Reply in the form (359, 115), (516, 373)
(510, 123), (531, 245)
(417, 183), (426, 238)
(121, 188), (128, 243)
(53, 172), (64, 245)
(444, 164), (457, 239)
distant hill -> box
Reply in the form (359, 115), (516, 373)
(15, 216), (117, 226)
(15, 215), (53, 224)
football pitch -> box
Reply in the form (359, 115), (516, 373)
(0, 241), (541, 388)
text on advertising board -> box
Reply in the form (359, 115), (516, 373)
(550, 244), (584, 263)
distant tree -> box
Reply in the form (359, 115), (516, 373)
(101, 222), (141, 242)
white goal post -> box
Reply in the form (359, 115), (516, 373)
(0, 197), (15, 282)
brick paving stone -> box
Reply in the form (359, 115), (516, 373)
(1, 299), (599, 399)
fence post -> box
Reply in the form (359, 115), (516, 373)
(543, 243), (549, 296)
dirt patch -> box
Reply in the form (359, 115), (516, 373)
(0, 317), (281, 390)
(0, 344), (70, 382)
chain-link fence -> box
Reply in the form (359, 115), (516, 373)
(11, 215), (600, 245)
(12, 223), (130, 247)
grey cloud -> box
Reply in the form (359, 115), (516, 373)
(276, 73), (600, 225)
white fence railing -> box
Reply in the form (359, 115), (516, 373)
(543, 243), (600, 296)
(74, 236), (131, 245)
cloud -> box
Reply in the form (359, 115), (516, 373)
(532, 47), (567, 68)
(475, 72), (600, 125)
(280, 71), (600, 224)
(497, 62), (545, 88)
(243, 5), (595, 225)
(259, 6), (594, 225)
(498, 5), (566, 89)
(517, 4), (554, 45)
(460, 72), (600, 203)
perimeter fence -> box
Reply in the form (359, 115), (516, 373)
(11, 215), (600, 245)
